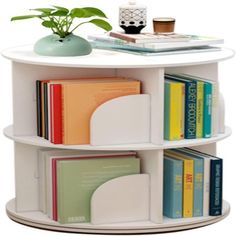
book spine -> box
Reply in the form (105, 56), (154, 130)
(209, 159), (223, 216)
(163, 157), (183, 218)
(203, 82), (212, 138)
(36, 80), (42, 137)
(211, 81), (219, 136)
(183, 159), (194, 217)
(44, 82), (49, 140)
(170, 83), (185, 140)
(184, 81), (197, 139)
(110, 31), (136, 43)
(41, 82), (45, 138)
(193, 158), (204, 216)
(164, 81), (185, 140)
(50, 84), (63, 144)
(164, 82), (171, 140)
(196, 81), (204, 138)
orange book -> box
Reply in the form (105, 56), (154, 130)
(61, 79), (141, 145)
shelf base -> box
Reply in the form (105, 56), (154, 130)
(6, 199), (230, 234)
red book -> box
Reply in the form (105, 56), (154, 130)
(50, 84), (62, 144)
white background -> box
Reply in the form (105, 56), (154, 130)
(0, 0), (236, 235)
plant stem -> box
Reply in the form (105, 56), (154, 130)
(70, 21), (90, 33)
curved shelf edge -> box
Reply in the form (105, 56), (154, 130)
(6, 199), (230, 234)
(3, 125), (232, 151)
(1, 45), (235, 68)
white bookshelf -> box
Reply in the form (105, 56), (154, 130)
(1, 46), (234, 233)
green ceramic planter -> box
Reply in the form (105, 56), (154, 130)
(34, 34), (92, 56)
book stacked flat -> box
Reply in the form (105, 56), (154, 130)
(89, 32), (223, 56)
(163, 148), (223, 218)
(36, 77), (141, 145)
(38, 150), (140, 224)
(164, 73), (219, 140)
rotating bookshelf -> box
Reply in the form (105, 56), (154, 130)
(1, 45), (234, 234)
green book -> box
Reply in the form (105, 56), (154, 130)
(57, 157), (140, 224)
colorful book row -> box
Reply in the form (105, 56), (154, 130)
(164, 73), (218, 140)
(36, 77), (141, 145)
(164, 148), (223, 218)
(38, 150), (140, 224)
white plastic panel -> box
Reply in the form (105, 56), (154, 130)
(138, 150), (163, 223)
(91, 174), (149, 225)
(117, 68), (164, 145)
(90, 94), (150, 146)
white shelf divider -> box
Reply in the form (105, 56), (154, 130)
(91, 174), (149, 225)
(90, 94), (150, 145)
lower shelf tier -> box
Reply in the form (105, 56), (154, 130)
(6, 199), (230, 234)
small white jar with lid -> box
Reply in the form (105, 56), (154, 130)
(119, 0), (147, 34)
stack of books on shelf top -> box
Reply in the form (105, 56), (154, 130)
(164, 148), (223, 219)
(36, 77), (141, 145)
(89, 32), (224, 56)
(38, 149), (140, 224)
(164, 73), (219, 140)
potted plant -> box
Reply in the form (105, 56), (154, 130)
(11, 5), (112, 56)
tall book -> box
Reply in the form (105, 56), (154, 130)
(57, 156), (140, 224)
(165, 74), (197, 139)
(61, 79), (140, 145)
(36, 80), (42, 137)
(163, 156), (183, 218)
(169, 148), (204, 217)
(178, 73), (215, 138)
(164, 79), (185, 140)
(182, 148), (223, 216)
(164, 150), (194, 217)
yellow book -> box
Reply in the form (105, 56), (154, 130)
(62, 79), (141, 145)
(165, 150), (194, 217)
(164, 80), (185, 140)
(196, 81), (204, 138)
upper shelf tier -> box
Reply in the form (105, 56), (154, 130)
(4, 125), (231, 151)
(1, 45), (234, 68)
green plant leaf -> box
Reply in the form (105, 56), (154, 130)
(82, 7), (107, 18)
(42, 20), (56, 28)
(51, 9), (69, 16)
(52, 5), (69, 12)
(31, 8), (55, 14)
(70, 8), (86, 18)
(89, 19), (112, 31)
(11, 15), (40, 21)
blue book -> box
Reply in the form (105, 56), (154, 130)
(203, 82), (212, 138)
(163, 156), (183, 218)
(172, 148), (204, 216)
(165, 74), (197, 139)
(180, 148), (223, 216)
(209, 157), (223, 216)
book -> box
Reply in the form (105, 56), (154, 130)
(209, 157), (223, 216)
(163, 156), (183, 218)
(177, 73), (216, 138)
(36, 80), (42, 137)
(164, 150), (194, 218)
(106, 32), (191, 44)
(165, 74), (197, 139)
(164, 79), (185, 140)
(92, 33), (223, 50)
(181, 148), (223, 216)
(57, 156), (140, 224)
(91, 41), (221, 56)
(168, 148), (204, 217)
(61, 78), (140, 145)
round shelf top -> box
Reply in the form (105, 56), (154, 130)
(1, 45), (235, 68)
